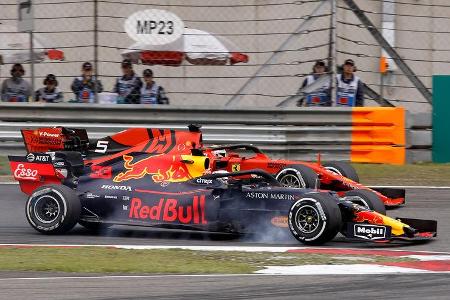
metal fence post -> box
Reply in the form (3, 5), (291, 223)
(29, 31), (34, 100)
(328, 0), (336, 105)
(93, 0), (99, 103)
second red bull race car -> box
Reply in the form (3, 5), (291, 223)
(8, 126), (436, 245)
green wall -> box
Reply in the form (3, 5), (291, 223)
(432, 75), (450, 162)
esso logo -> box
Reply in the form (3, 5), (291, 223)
(124, 9), (184, 45)
(14, 164), (38, 180)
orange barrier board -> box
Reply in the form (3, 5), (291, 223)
(351, 107), (405, 164)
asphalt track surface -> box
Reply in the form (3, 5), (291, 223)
(1, 273), (450, 300)
(1, 184), (449, 300)
(0, 185), (449, 251)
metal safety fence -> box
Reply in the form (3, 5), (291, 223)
(1, 0), (449, 112)
(0, 104), (431, 163)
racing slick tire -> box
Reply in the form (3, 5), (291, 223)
(275, 164), (319, 189)
(288, 193), (342, 245)
(344, 189), (386, 215)
(25, 185), (81, 234)
(323, 161), (359, 183)
(78, 221), (112, 232)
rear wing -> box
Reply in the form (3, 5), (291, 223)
(21, 127), (89, 153)
(9, 153), (63, 195)
(20, 126), (204, 159)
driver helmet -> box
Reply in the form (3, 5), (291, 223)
(212, 149), (227, 158)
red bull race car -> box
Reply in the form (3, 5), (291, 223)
(8, 126), (436, 245)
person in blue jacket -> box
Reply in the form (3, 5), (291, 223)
(298, 60), (331, 107)
(113, 59), (142, 104)
(335, 59), (364, 107)
(35, 74), (63, 103)
(71, 62), (103, 103)
(140, 69), (169, 105)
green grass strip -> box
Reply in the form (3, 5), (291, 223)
(352, 162), (450, 185)
(0, 156), (9, 177)
(0, 247), (416, 274)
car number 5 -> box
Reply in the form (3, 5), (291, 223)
(95, 141), (109, 153)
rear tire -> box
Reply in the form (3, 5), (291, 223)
(323, 161), (359, 183)
(344, 189), (386, 215)
(276, 164), (319, 189)
(288, 193), (342, 245)
(26, 185), (80, 234)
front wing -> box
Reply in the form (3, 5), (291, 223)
(342, 218), (437, 243)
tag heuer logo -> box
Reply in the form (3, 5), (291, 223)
(354, 224), (386, 240)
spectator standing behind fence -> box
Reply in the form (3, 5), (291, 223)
(71, 62), (103, 103)
(113, 59), (142, 104)
(1, 63), (31, 102)
(297, 60), (331, 107)
(34, 74), (63, 103)
(140, 69), (169, 105)
(335, 59), (364, 107)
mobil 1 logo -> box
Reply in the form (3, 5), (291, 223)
(351, 224), (391, 241)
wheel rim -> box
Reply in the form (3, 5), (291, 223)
(33, 195), (60, 224)
(279, 173), (305, 188)
(325, 166), (342, 176)
(295, 204), (320, 234)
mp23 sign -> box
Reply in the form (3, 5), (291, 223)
(124, 9), (184, 45)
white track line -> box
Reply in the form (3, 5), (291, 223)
(370, 185), (450, 189)
(0, 274), (266, 281)
(0, 244), (308, 253)
(1, 268), (449, 281)
(255, 264), (432, 275)
(406, 255), (450, 261)
(0, 244), (449, 255)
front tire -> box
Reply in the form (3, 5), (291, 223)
(26, 185), (80, 234)
(276, 164), (319, 189)
(344, 189), (386, 215)
(323, 161), (359, 183)
(288, 193), (342, 245)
